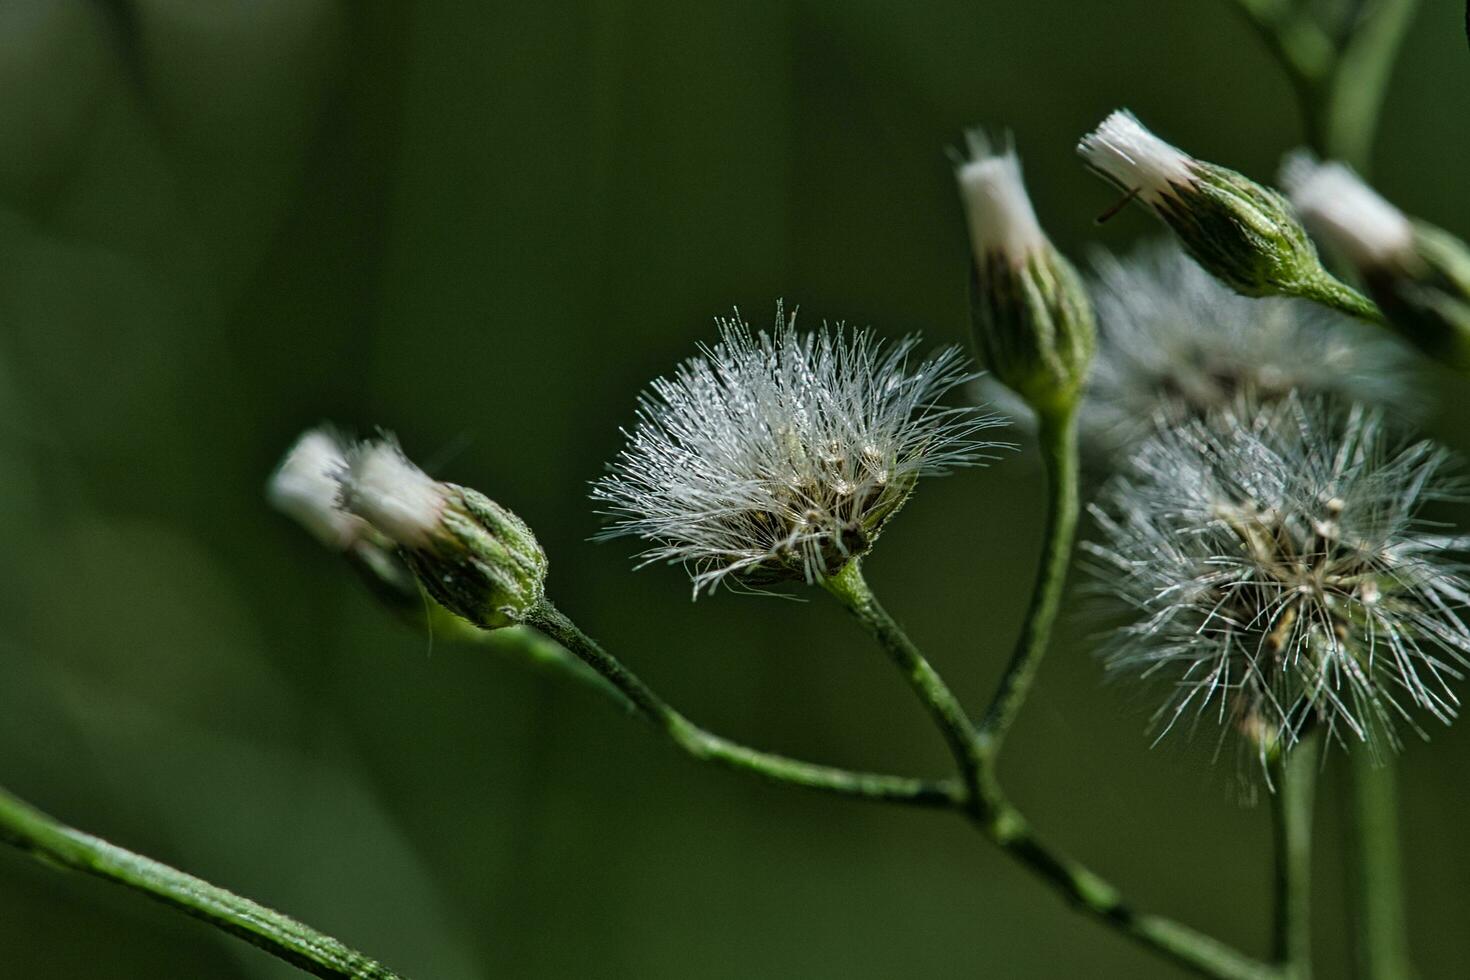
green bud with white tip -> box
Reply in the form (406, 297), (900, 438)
(955, 129), (1095, 415)
(1078, 110), (1378, 322)
(1282, 152), (1470, 370)
(338, 438), (548, 629)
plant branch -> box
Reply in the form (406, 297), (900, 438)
(977, 404), (1080, 752)
(1270, 735), (1320, 980)
(822, 559), (988, 814)
(822, 559), (1277, 979)
(523, 600), (961, 808)
(0, 785), (401, 980)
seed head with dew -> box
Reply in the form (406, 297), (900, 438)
(1084, 396), (1470, 770)
(1085, 240), (1417, 453)
(592, 304), (1007, 596)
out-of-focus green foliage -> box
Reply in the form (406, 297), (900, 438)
(1, 1), (1467, 977)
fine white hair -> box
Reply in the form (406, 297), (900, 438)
(1279, 150), (1415, 270)
(1084, 240), (1417, 452)
(1086, 396), (1470, 764)
(268, 427), (365, 549)
(954, 129), (1047, 258)
(1077, 110), (1195, 204)
(593, 304), (1007, 595)
(337, 438), (450, 551)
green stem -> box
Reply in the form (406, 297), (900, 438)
(1271, 736), (1320, 980)
(0, 785), (401, 980)
(1321, 0), (1420, 171)
(821, 560), (987, 814)
(822, 559), (1276, 979)
(1349, 754), (1414, 980)
(975, 792), (1279, 980)
(977, 403), (1079, 751)
(523, 600), (960, 808)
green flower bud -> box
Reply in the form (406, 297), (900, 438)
(1078, 111), (1378, 322)
(955, 130), (1095, 415)
(339, 439), (548, 629)
(1283, 152), (1470, 370)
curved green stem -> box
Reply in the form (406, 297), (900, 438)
(524, 600), (960, 808)
(822, 559), (1276, 979)
(0, 785), (400, 980)
(821, 559), (987, 813)
(978, 404), (1079, 751)
(1271, 735), (1320, 980)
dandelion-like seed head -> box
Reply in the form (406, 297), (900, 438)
(593, 304), (1005, 595)
(1086, 397), (1470, 765)
(268, 427), (369, 550)
(1086, 241), (1416, 451)
(1279, 151), (1416, 271)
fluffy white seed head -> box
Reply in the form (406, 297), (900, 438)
(954, 129), (1047, 259)
(1280, 151), (1415, 270)
(593, 304), (1006, 595)
(1085, 240), (1417, 451)
(1077, 110), (1195, 204)
(1086, 397), (1470, 764)
(338, 438), (451, 551)
(268, 427), (367, 549)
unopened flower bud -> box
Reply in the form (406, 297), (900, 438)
(1078, 110), (1378, 322)
(268, 428), (365, 551)
(955, 130), (1095, 414)
(268, 427), (424, 609)
(338, 439), (547, 628)
(1282, 152), (1470, 370)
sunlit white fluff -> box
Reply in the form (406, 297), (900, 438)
(954, 129), (1047, 258)
(1086, 396), (1470, 763)
(1077, 110), (1194, 205)
(593, 304), (1006, 595)
(1085, 241), (1416, 451)
(338, 438), (451, 551)
(1280, 151), (1415, 270)
(268, 427), (367, 549)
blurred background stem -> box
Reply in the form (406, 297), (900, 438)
(0, 785), (401, 980)
(1270, 734), (1320, 980)
(1229, 1), (1420, 976)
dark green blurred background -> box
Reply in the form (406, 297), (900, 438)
(2, 1), (1467, 977)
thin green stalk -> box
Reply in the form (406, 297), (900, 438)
(822, 559), (1277, 980)
(0, 785), (400, 980)
(975, 790), (1279, 980)
(1349, 755), (1413, 980)
(524, 600), (960, 808)
(821, 559), (988, 813)
(978, 404), (1079, 752)
(1271, 736), (1321, 980)
(1322, 0), (1420, 171)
